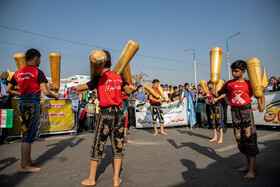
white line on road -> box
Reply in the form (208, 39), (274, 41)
(216, 132), (280, 152)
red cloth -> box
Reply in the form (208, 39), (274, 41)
(124, 112), (129, 128)
(97, 71), (123, 108)
(150, 88), (161, 104)
(221, 80), (253, 106)
(12, 66), (46, 95)
(78, 108), (86, 120)
(63, 90), (69, 98)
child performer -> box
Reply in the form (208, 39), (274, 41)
(213, 60), (265, 179)
(202, 82), (224, 143)
(76, 50), (131, 187)
(149, 79), (167, 136)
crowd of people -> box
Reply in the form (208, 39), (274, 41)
(0, 48), (279, 185)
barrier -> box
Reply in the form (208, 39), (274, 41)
(135, 99), (188, 128)
(7, 99), (76, 137)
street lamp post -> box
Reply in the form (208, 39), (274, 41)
(226, 32), (241, 80)
(184, 48), (197, 87)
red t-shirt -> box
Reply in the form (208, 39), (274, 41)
(150, 88), (161, 104)
(86, 70), (128, 108)
(10, 65), (48, 95)
(218, 80), (253, 106)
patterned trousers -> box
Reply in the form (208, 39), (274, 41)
(90, 106), (125, 161)
(231, 104), (260, 156)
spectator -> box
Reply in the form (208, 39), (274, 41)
(85, 96), (96, 132)
(179, 85), (183, 94)
(169, 85), (174, 94)
(136, 85), (146, 102)
(183, 83), (195, 100)
(171, 86), (180, 101)
(272, 77), (280, 91)
(163, 84), (171, 103)
(264, 77), (275, 92)
(0, 71), (10, 144)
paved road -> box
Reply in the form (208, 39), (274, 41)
(0, 126), (280, 187)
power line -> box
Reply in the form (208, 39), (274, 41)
(0, 24), (193, 64)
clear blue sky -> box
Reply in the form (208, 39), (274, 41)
(0, 0), (279, 86)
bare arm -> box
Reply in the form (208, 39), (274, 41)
(257, 95), (265, 112)
(76, 84), (89, 92)
(40, 83), (60, 99)
(212, 93), (226, 104)
(123, 85), (131, 95)
(6, 83), (20, 96)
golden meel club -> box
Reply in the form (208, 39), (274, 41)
(89, 50), (107, 79)
(144, 84), (160, 99)
(158, 85), (165, 100)
(246, 58), (263, 104)
(210, 47), (223, 89)
(200, 80), (209, 94)
(113, 40), (139, 84)
(14, 53), (27, 70)
(49, 53), (61, 93)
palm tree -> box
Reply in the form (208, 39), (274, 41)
(132, 71), (152, 87)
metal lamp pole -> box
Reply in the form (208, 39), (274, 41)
(184, 48), (197, 87)
(226, 32), (241, 80)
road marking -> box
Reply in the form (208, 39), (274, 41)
(216, 132), (280, 152)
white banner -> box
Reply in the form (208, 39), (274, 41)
(135, 99), (188, 128)
(227, 91), (280, 126)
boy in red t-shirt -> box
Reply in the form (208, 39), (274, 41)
(75, 50), (131, 187)
(149, 79), (167, 136)
(213, 60), (265, 179)
(202, 81), (224, 143)
(6, 48), (60, 173)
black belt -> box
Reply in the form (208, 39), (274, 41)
(151, 103), (161, 106)
(20, 94), (40, 100)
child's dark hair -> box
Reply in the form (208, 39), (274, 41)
(103, 50), (111, 67)
(152, 79), (159, 83)
(231, 60), (246, 70)
(173, 86), (178, 90)
(26, 48), (41, 62)
(137, 85), (143, 90)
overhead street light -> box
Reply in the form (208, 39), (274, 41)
(226, 32), (241, 80)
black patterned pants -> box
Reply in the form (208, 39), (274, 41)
(90, 106), (125, 161)
(151, 105), (164, 125)
(231, 104), (259, 156)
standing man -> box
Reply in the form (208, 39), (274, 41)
(6, 48), (60, 172)
(76, 50), (131, 187)
(149, 79), (167, 136)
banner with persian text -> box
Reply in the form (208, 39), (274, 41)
(8, 99), (76, 137)
(135, 98), (188, 128)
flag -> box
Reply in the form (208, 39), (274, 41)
(85, 91), (89, 101)
(187, 93), (196, 128)
(63, 89), (69, 98)
(78, 108), (86, 120)
(0, 109), (13, 128)
(261, 67), (268, 88)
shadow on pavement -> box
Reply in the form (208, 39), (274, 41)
(0, 157), (19, 171)
(173, 140), (280, 187)
(0, 137), (85, 187)
(176, 129), (212, 140)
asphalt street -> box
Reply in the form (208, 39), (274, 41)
(0, 126), (280, 187)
